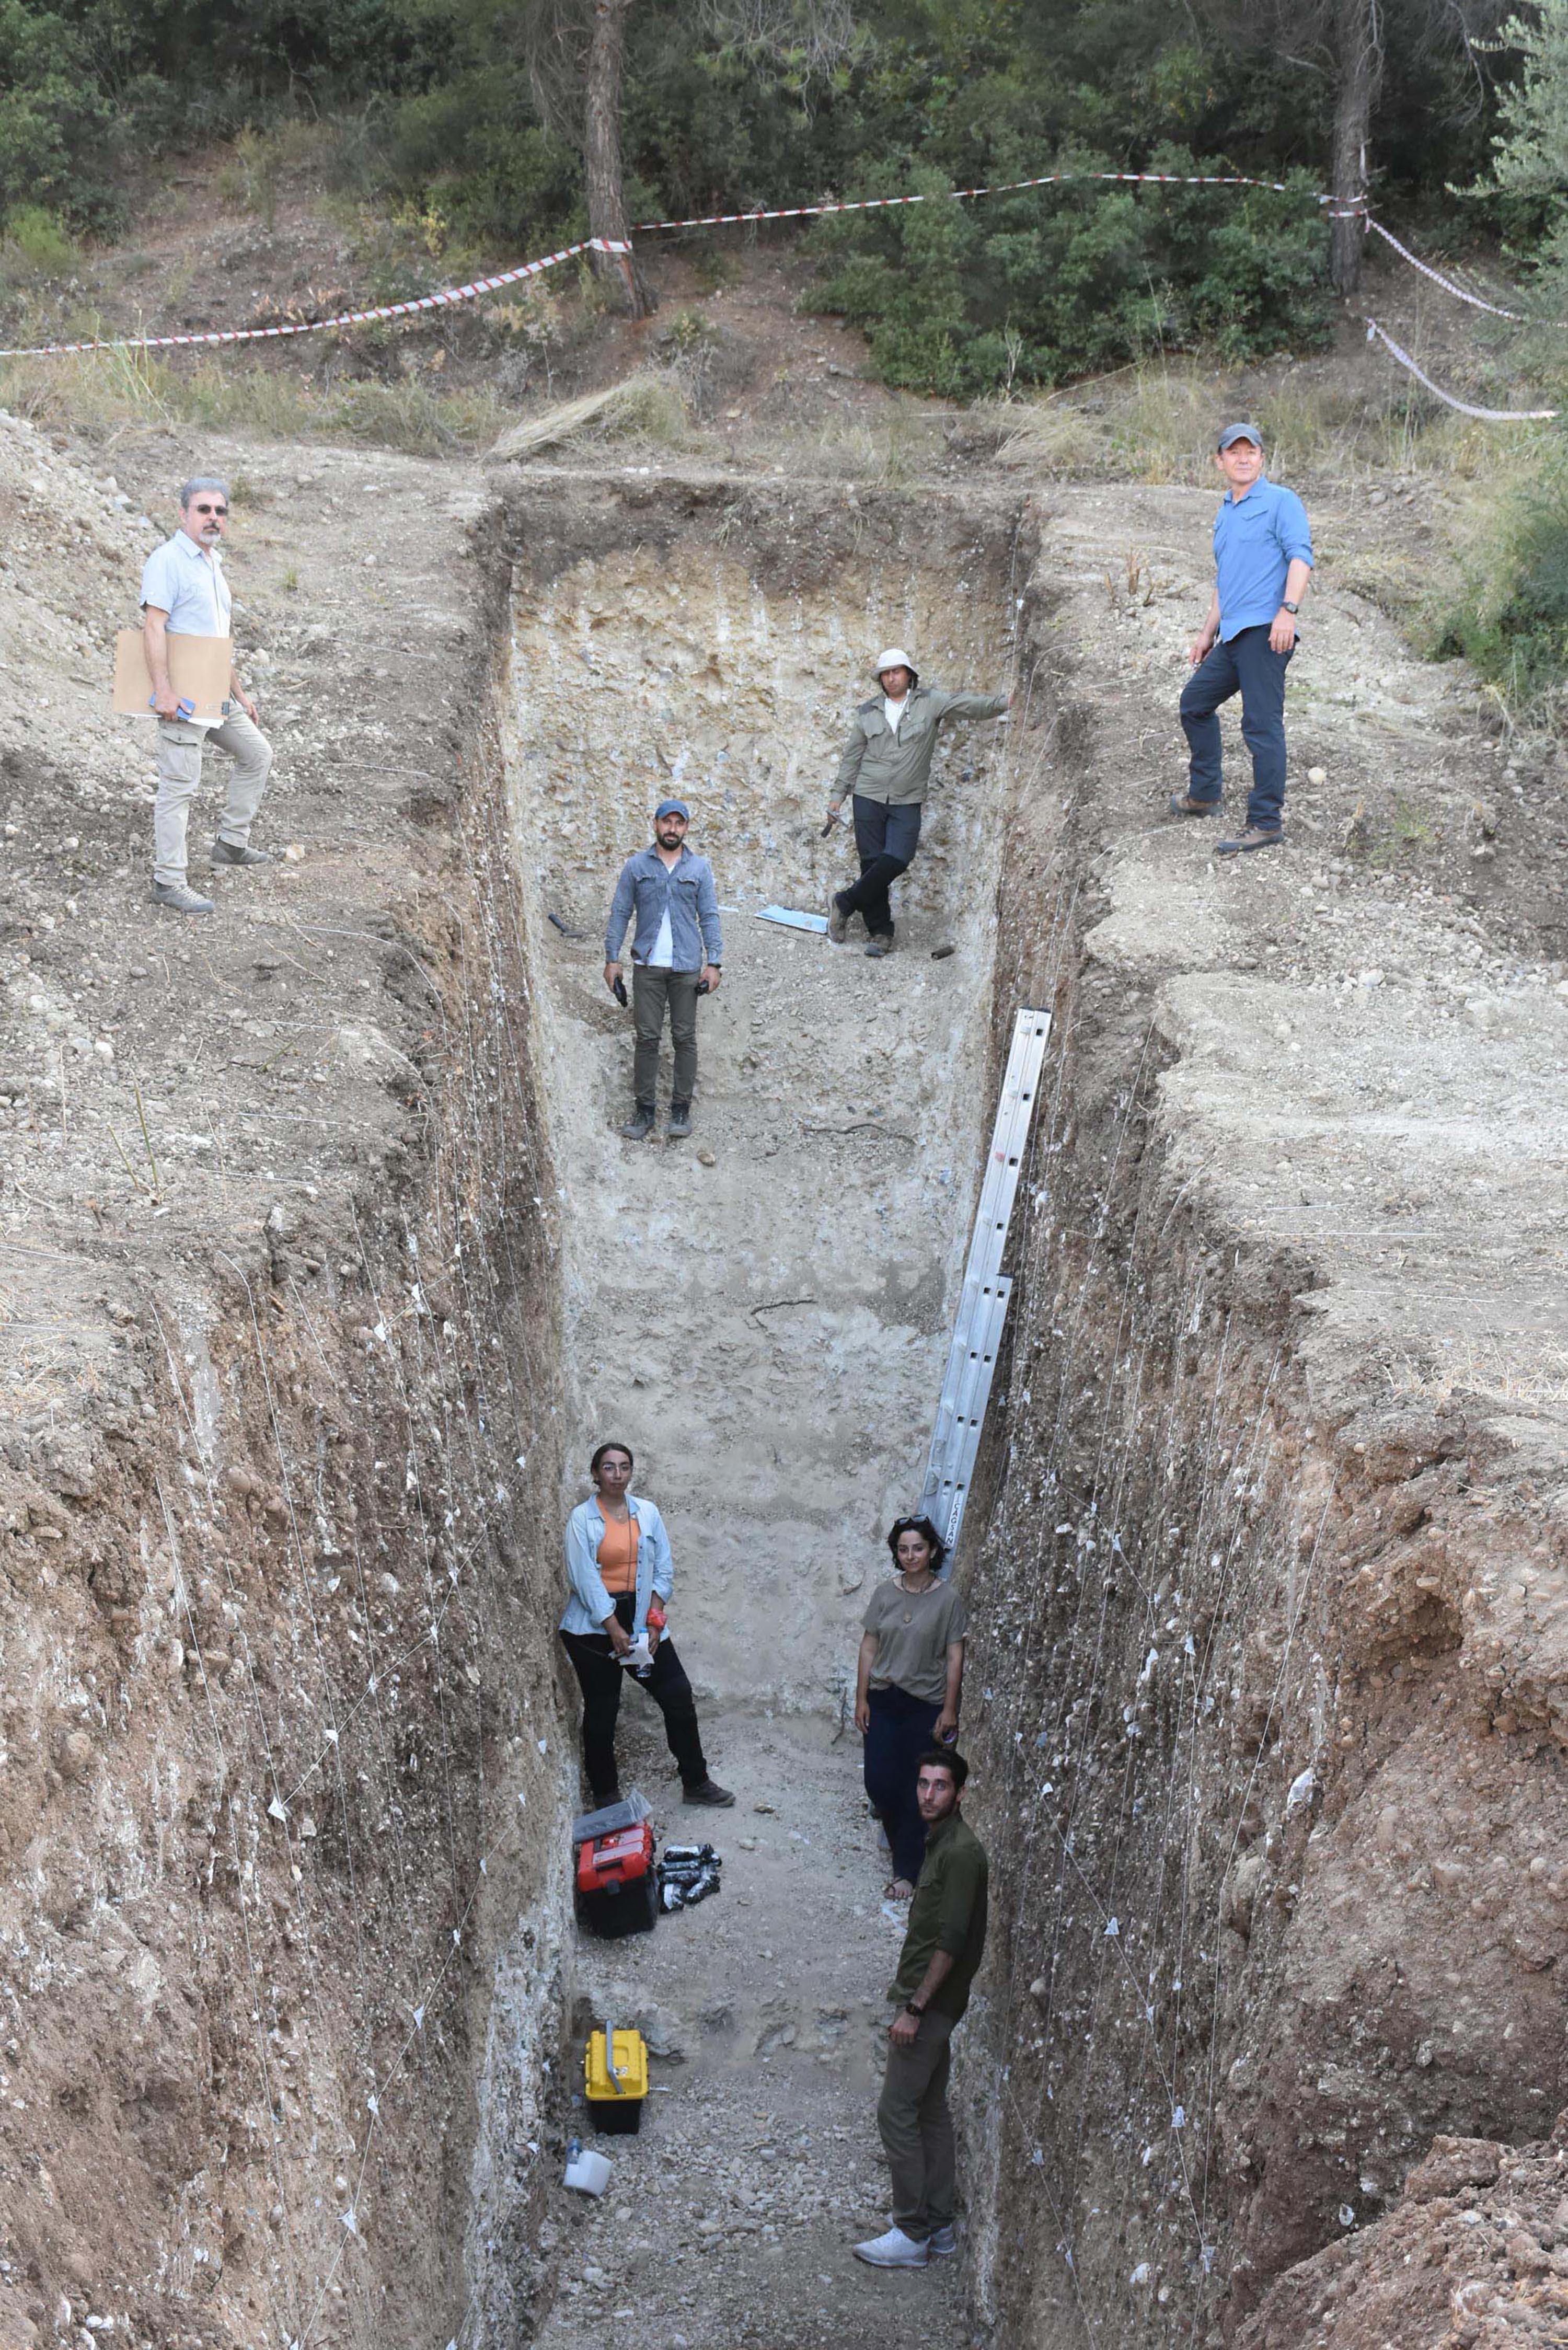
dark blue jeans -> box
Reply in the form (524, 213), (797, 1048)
(863, 1681), (940, 1884)
(837, 797), (923, 939)
(1179, 624), (1296, 832)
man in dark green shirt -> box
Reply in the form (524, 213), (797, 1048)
(854, 1748), (989, 2268)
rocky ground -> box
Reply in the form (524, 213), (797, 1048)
(2, 191), (1567, 2350)
(534, 1712), (969, 2350)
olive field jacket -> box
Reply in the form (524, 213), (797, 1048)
(831, 683), (1009, 808)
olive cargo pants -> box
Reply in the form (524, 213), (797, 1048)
(877, 2008), (957, 2244)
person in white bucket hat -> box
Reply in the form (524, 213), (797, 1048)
(826, 649), (1010, 957)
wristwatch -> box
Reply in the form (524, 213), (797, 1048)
(1282, 600), (1300, 615)
(904, 2000), (926, 2019)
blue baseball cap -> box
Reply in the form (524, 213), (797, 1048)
(1216, 421), (1263, 452)
(654, 798), (690, 821)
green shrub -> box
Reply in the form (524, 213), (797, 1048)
(808, 147), (1333, 395)
(1, 203), (78, 273)
(1431, 436), (1568, 708)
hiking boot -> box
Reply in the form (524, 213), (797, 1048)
(827, 892), (849, 944)
(853, 2228), (929, 2270)
(620, 1103), (656, 1139)
(667, 1100), (693, 1139)
(1216, 826), (1284, 857)
(212, 838), (274, 867)
(1169, 793), (1218, 818)
(151, 881), (215, 915)
(929, 2224), (957, 2258)
(865, 934), (894, 959)
(682, 1778), (735, 1807)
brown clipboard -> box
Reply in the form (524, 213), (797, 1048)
(112, 630), (232, 722)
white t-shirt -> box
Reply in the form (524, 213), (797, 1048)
(647, 908), (675, 968)
(884, 694), (908, 734)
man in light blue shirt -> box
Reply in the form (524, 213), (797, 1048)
(1171, 424), (1313, 855)
(141, 475), (274, 915)
(604, 799), (723, 1143)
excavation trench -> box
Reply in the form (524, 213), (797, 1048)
(7, 435), (1556, 2350)
(480, 473), (1568, 2350)
(484, 475), (1022, 2349)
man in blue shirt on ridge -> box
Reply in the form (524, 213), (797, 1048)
(1170, 422), (1313, 855)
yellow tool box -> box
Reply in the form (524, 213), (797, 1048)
(584, 2020), (649, 2134)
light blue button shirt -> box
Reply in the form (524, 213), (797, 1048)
(140, 531), (232, 637)
(560, 1493), (674, 1638)
(1213, 477), (1313, 640)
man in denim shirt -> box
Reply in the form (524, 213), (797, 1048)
(1171, 424), (1314, 855)
(604, 798), (723, 1141)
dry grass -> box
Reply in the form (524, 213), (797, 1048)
(1385, 1337), (1568, 1409)
(989, 356), (1539, 489)
(487, 370), (693, 461)
(0, 344), (513, 455)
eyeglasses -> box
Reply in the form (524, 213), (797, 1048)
(192, 503), (228, 516)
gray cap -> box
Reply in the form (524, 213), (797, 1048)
(1216, 421), (1263, 452)
(654, 797), (690, 821)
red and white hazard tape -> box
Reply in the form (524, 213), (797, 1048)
(1363, 320), (1557, 421)
(0, 163), (1555, 433)
(1365, 220), (1531, 323)
(629, 165), (1304, 233)
(0, 236), (629, 361)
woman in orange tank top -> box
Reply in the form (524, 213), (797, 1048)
(596, 1505), (639, 1596)
(559, 1441), (733, 1810)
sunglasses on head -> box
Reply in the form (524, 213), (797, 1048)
(193, 502), (228, 516)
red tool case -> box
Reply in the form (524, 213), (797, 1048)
(575, 1822), (658, 1937)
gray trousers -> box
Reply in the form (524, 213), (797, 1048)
(877, 2009), (956, 2242)
(631, 965), (700, 1107)
(154, 712), (274, 884)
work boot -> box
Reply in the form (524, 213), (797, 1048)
(212, 838), (274, 866)
(1168, 792), (1218, 818)
(853, 2228), (929, 2269)
(827, 892), (849, 944)
(620, 1103), (656, 1139)
(682, 1778), (735, 1807)
(667, 1100), (693, 1139)
(1216, 826), (1284, 857)
(151, 881), (215, 915)
(864, 934), (894, 959)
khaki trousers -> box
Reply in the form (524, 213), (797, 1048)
(154, 712), (274, 885)
(876, 2009), (956, 2242)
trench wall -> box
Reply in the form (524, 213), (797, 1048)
(0, 607), (570, 2350)
(954, 509), (1568, 2347)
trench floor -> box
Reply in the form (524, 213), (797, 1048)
(534, 1711), (967, 2348)
(513, 503), (1018, 2344)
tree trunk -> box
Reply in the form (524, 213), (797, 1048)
(583, 0), (655, 317)
(1329, 0), (1381, 294)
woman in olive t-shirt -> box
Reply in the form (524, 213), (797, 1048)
(854, 1515), (967, 1898)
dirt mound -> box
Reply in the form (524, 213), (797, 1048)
(1238, 2114), (1568, 2348)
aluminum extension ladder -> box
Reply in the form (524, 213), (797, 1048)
(919, 1007), (1051, 1566)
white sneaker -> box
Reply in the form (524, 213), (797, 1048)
(852, 2226), (929, 2268)
(929, 2224), (956, 2257)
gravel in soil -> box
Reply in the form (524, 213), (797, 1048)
(535, 1711), (968, 2350)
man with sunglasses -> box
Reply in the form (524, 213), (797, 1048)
(141, 475), (274, 915)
